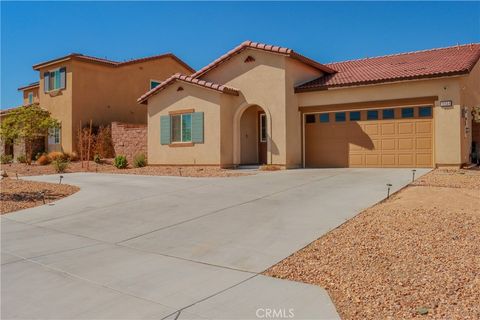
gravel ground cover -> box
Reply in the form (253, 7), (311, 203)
(0, 162), (249, 178)
(1, 178), (80, 214)
(265, 169), (480, 319)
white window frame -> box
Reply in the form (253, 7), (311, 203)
(28, 92), (33, 104)
(150, 79), (161, 90)
(48, 127), (61, 145)
(171, 113), (192, 143)
(259, 113), (267, 143)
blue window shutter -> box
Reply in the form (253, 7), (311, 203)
(44, 72), (50, 92)
(60, 67), (66, 89)
(160, 115), (171, 145)
(191, 112), (204, 143)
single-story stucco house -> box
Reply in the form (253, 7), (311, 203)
(138, 41), (480, 169)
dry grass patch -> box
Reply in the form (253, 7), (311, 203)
(265, 169), (480, 319)
(1, 178), (79, 214)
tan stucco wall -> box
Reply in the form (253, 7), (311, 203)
(22, 87), (39, 105)
(297, 77), (465, 166)
(202, 49), (321, 167)
(147, 82), (228, 166)
(37, 56), (191, 153)
(459, 60), (480, 162)
(38, 61), (74, 153)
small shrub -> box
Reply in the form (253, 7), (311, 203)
(37, 154), (51, 165)
(52, 158), (69, 173)
(113, 155), (128, 169)
(65, 152), (79, 161)
(16, 155), (27, 163)
(133, 153), (147, 168)
(93, 154), (102, 164)
(48, 151), (67, 161)
(0, 154), (13, 164)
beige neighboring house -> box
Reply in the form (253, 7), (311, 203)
(139, 41), (480, 169)
(15, 52), (194, 154)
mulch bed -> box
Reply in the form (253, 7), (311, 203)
(0, 162), (250, 178)
(1, 178), (80, 214)
(265, 169), (480, 319)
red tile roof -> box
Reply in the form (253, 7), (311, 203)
(192, 40), (336, 78)
(17, 81), (39, 91)
(296, 43), (480, 92)
(138, 73), (240, 104)
(33, 53), (194, 73)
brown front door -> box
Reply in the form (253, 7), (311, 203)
(258, 112), (267, 164)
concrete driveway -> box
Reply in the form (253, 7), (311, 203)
(1, 168), (429, 319)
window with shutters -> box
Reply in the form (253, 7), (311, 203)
(48, 127), (61, 144)
(171, 113), (192, 143)
(44, 67), (66, 92)
(28, 92), (33, 104)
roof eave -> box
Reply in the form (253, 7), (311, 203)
(294, 70), (472, 93)
(17, 82), (40, 91)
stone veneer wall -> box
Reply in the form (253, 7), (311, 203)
(111, 122), (147, 162)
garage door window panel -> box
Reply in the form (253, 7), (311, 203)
(401, 107), (415, 118)
(419, 106), (432, 117)
(350, 111), (361, 121)
(367, 110), (379, 120)
(319, 113), (329, 123)
(383, 109), (395, 120)
(305, 114), (316, 123)
(335, 112), (346, 122)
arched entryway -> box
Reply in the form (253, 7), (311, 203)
(234, 104), (269, 165)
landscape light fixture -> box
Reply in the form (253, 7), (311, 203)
(412, 169), (417, 182)
(386, 183), (393, 198)
(59, 175), (64, 184)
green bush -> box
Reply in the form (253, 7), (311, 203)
(0, 154), (13, 164)
(133, 153), (147, 168)
(93, 154), (101, 164)
(113, 155), (128, 169)
(16, 155), (27, 163)
(52, 158), (69, 173)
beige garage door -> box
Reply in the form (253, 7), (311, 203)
(305, 106), (433, 168)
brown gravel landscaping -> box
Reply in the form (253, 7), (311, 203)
(0, 162), (250, 178)
(1, 178), (80, 214)
(265, 169), (480, 319)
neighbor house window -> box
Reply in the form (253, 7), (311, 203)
(150, 80), (161, 90)
(349, 111), (361, 121)
(48, 127), (61, 144)
(401, 107), (414, 118)
(335, 112), (346, 122)
(44, 67), (66, 92)
(260, 113), (267, 142)
(171, 113), (192, 142)
(28, 92), (33, 104)
(382, 109), (395, 119)
(319, 113), (329, 123)
(305, 114), (316, 123)
(419, 106), (432, 117)
(367, 110), (379, 120)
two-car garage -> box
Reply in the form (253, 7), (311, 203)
(303, 103), (434, 168)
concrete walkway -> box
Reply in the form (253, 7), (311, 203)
(1, 168), (429, 319)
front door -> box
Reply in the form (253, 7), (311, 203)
(258, 112), (267, 164)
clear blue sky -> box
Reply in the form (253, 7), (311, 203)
(1, 1), (479, 109)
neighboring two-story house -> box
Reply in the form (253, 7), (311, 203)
(17, 52), (193, 154)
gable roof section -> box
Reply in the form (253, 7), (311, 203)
(296, 43), (480, 92)
(138, 73), (240, 104)
(192, 40), (337, 78)
(17, 81), (40, 91)
(32, 53), (195, 73)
